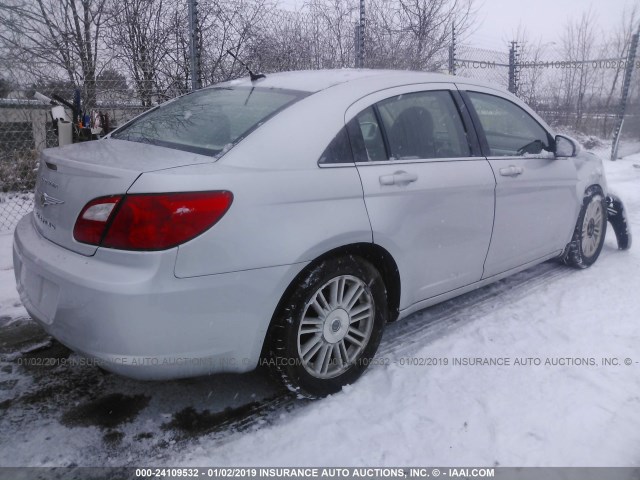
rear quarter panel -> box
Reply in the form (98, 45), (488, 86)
(128, 88), (373, 277)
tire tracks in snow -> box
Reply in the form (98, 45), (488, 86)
(0, 260), (577, 463)
(186, 261), (575, 444)
(380, 261), (572, 358)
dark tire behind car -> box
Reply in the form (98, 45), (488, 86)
(563, 186), (607, 268)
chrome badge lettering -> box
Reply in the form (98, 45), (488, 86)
(42, 178), (59, 189)
(35, 209), (56, 230)
(39, 192), (65, 208)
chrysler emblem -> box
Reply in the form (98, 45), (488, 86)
(39, 192), (65, 208)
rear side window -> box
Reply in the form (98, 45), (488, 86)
(467, 92), (551, 156)
(377, 91), (471, 160)
(112, 87), (307, 156)
(319, 127), (354, 164)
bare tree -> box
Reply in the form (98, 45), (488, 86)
(245, 0), (360, 73)
(246, 9), (316, 72)
(118, 3), (191, 101)
(365, 0), (475, 71)
(96, 68), (129, 103)
(161, 8), (192, 98)
(0, 0), (109, 107)
(0, 77), (12, 98)
(557, 9), (598, 129)
(200, 0), (274, 83)
(399, 0), (474, 70)
(306, 0), (358, 68)
(365, 0), (407, 69)
(105, 0), (178, 106)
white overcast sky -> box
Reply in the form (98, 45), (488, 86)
(280, 0), (634, 50)
(467, 0), (631, 50)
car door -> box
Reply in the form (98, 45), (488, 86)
(346, 84), (496, 309)
(459, 87), (579, 278)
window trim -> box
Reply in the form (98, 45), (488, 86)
(348, 156), (491, 168)
(450, 90), (483, 157)
(353, 89), (477, 164)
(372, 104), (392, 160)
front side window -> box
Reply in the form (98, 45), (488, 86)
(467, 92), (552, 157)
(376, 90), (471, 160)
(112, 87), (307, 156)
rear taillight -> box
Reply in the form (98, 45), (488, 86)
(74, 191), (233, 250)
(74, 195), (123, 245)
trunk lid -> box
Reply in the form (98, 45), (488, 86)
(33, 139), (212, 256)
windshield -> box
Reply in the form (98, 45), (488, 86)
(111, 87), (307, 156)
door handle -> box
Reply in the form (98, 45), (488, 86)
(379, 171), (419, 186)
(499, 165), (524, 177)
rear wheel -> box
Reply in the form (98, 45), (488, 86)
(563, 187), (607, 268)
(268, 256), (387, 398)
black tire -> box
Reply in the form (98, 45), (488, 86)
(563, 186), (607, 268)
(267, 255), (387, 398)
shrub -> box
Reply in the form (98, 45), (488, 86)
(0, 149), (39, 193)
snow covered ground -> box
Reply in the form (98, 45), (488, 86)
(0, 192), (33, 233)
(1, 149), (639, 467)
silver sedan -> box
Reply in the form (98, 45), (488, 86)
(13, 69), (631, 397)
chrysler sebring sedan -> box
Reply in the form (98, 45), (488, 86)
(13, 69), (631, 397)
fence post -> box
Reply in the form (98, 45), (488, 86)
(611, 30), (639, 161)
(188, 0), (202, 90)
(357, 0), (365, 68)
(508, 41), (520, 95)
(448, 23), (456, 75)
(30, 110), (48, 152)
(354, 24), (360, 68)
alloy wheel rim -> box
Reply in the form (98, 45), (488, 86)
(581, 199), (603, 258)
(297, 275), (374, 379)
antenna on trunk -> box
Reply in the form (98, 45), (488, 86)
(226, 50), (266, 82)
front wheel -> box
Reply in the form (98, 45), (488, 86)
(563, 187), (607, 268)
(267, 256), (387, 398)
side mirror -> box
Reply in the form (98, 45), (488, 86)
(555, 135), (577, 158)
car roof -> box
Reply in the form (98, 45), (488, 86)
(217, 68), (504, 94)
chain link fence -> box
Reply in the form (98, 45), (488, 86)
(451, 42), (640, 146)
(0, 93), (147, 230)
(452, 44), (510, 87)
(1, 0), (638, 231)
(1, 100), (47, 230)
(0, 0), (366, 231)
(613, 42), (640, 158)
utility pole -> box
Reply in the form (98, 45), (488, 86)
(448, 23), (456, 75)
(611, 29), (639, 161)
(188, 0), (202, 91)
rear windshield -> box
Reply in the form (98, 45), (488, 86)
(111, 87), (307, 156)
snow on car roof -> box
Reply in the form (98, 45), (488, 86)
(217, 68), (482, 93)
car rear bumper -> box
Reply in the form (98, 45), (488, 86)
(13, 213), (305, 380)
